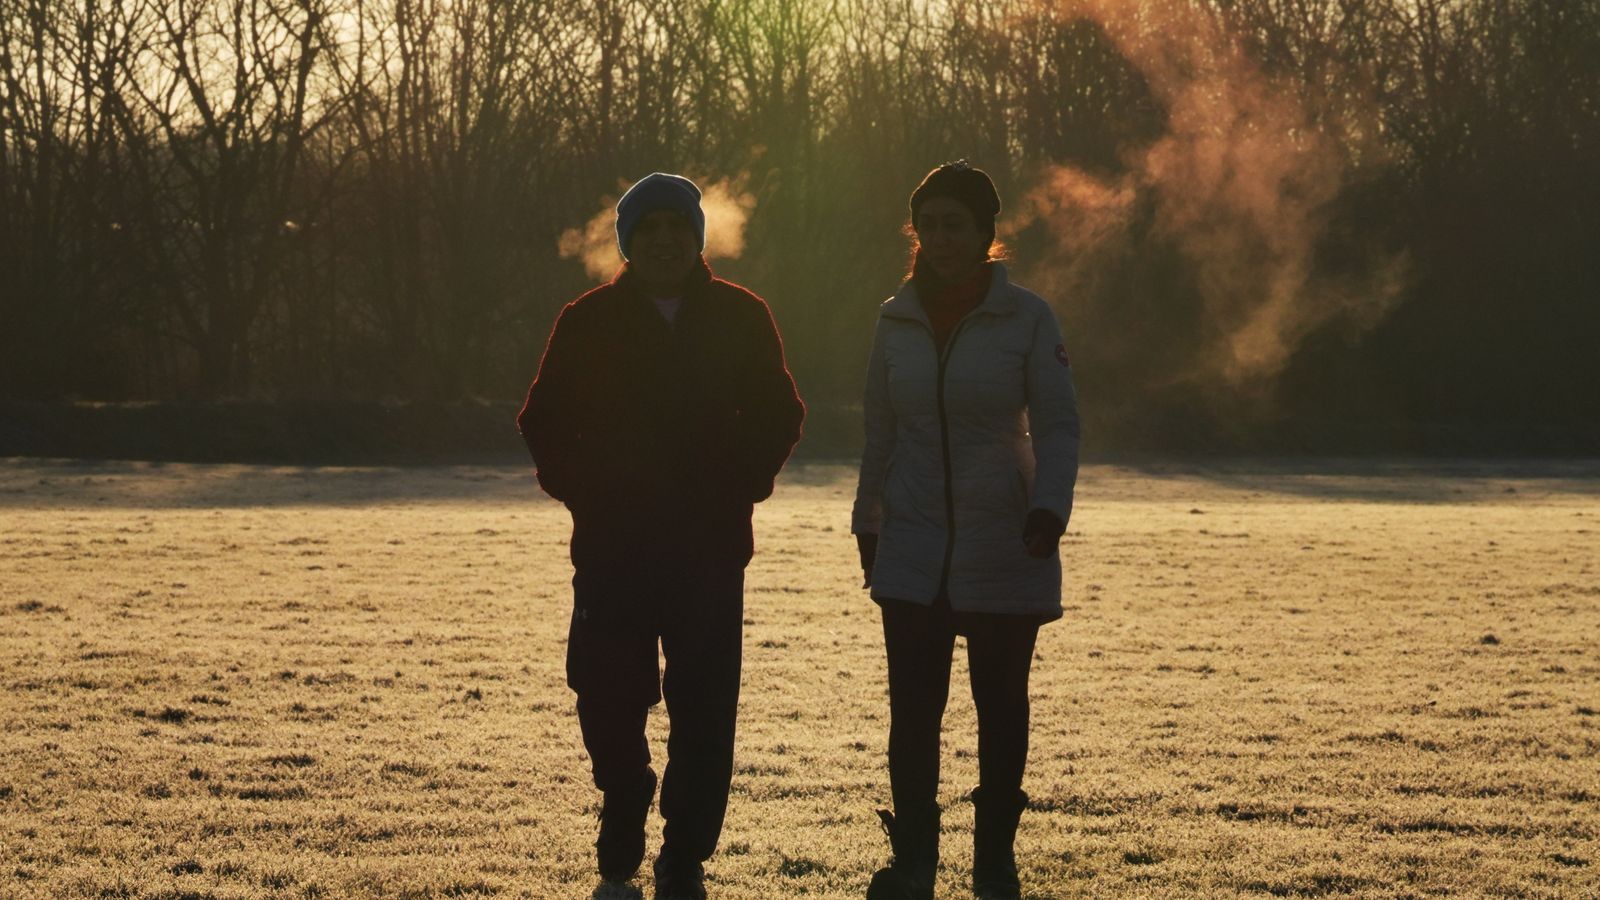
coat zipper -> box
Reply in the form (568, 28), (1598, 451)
(934, 316), (974, 601)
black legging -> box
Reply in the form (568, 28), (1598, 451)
(879, 596), (1040, 813)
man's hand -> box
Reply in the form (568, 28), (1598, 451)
(1022, 509), (1066, 559)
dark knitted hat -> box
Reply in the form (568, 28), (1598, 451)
(615, 173), (706, 259)
(909, 160), (1001, 228)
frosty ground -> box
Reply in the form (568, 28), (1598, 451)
(1, 459), (1596, 898)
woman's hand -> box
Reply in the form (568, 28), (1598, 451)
(855, 532), (879, 588)
(1022, 509), (1066, 559)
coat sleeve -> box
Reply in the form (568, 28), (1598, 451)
(734, 298), (805, 503)
(852, 313), (895, 535)
(1024, 300), (1081, 526)
(515, 301), (586, 502)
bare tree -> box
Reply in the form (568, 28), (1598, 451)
(110, 0), (332, 397)
(0, 0), (1595, 449)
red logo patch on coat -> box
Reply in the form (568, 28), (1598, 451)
(1054, 343), (1071, 367)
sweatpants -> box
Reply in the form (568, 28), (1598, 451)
(879, 595), (1041, 814)
(566, 566), (745, 864)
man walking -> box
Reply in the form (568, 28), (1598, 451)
(518, 173), (804, 898)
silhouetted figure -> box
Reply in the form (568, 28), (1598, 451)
(852, 161), (1080, 900)
(518, 173), (804, 900)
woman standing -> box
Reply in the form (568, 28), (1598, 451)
(852, 161), (1080, 900)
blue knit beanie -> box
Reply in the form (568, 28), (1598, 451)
(615, 173), (706, 259)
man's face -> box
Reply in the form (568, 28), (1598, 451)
(628, 210), (699, 292)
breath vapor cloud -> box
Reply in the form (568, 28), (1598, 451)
(559, 175), (758, 281)
(1009, 0), (1408, 386)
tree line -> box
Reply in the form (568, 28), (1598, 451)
(3, 0), (1596, 449)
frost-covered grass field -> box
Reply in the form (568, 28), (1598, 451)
(2, 458), (1597, 899)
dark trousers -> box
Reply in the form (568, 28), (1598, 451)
(879, 596), (1040, 814)
(567, 567), (745, 864)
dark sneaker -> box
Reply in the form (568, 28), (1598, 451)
(597, 769), (657, 882)
(652, 855), (706, 900)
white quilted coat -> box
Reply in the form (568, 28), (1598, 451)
(851, 263), (1080, 618)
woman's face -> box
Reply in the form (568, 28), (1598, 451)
(628, 210), (699, 294)
(914, 196), (987, 281)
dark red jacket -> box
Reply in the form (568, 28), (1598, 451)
(517, 259), (805, 573)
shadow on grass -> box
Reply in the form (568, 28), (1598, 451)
(0, 458), (547, 509)
(1118, 457), (1600, 503)
(2, 457), (1596, 510)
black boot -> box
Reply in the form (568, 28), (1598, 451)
(597, 768), (658, 882)
(971, 787), (1026, 900)
(866, 804), (940, 900)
